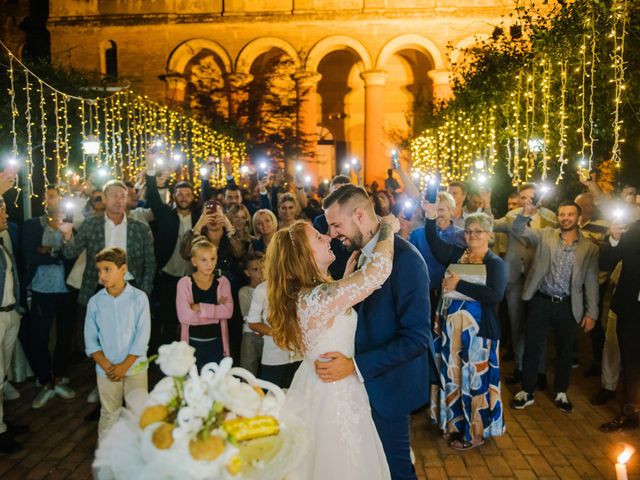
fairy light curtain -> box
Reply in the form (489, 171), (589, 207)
(2, 40), (246, 198)
(410, 0), (630, 186)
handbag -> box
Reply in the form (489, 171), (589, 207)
(442, 263), (486, 301)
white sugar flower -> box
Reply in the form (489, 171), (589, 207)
(156, 341), (196, 377)
(149, 376), (176, 405)
(217, 376), (262, 418)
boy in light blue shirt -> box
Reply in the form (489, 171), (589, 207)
(84, 247), (150, 440)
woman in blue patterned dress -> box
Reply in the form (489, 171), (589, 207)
(423, 206), (507, 451)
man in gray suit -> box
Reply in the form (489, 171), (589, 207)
(510, 199), (599, 413)
(494, 184), (556, 385)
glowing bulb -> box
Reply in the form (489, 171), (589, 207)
(618, 446), (635, 465)
(259, 161), (267, 171)
(528, 138), (544, 153)
(478, 174), (488, 185)
(304, 175), (312, 185)
(343, 163), (351, 172)
(295, 163), (303, 172)
(97, 168), (108, 178)
(540, 184), (551, 194)
(404, 200), (413, 209)
(82, 135), (100, 155)
(66, 168), (74, 176)
(172, 152), (183, 162)
(322, 179), (330, 185)
(154, 139), (164, 148)
(156, 157), (165, 167)
(199, 167), (208, 177)
(240, 165), (249, 175)
(474, 160), (485, 169)
(411, 171), (421, 180)
(64, 200), (74, 211)
(350, 157), (359, 165)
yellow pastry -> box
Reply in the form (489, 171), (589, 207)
(222, 416), (279, 442)
(189, 435), (225, 461)
(151, 422), (175, 450)
(226, 455), (243, 476)
(139, 405), (169, 429)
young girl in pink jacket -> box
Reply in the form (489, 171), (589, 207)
(176, 238), (233, 369)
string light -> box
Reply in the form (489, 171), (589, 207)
(610, 0), (628, 165)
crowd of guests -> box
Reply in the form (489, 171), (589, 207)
(0, 148), (638, 456)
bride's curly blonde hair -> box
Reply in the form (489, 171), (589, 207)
(265, 220), (329, 356)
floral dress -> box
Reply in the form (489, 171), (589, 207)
(430, 250), (505, 443)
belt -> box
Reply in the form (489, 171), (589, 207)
(536, 292), (571, 304)
(0, 304), (15, 312)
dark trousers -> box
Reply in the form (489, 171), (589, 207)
(522, 294), (577, 394)
(29, 291), (77, 385)
(151, 272), (181, 354)
(587, 283), (608, 366)
(617, 312), (640, 409)
(260, 361), (301, 389)
(190, 337), (224, 372)
(371, 409), (415, 480)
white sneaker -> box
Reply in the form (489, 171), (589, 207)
(54, 384), (76, 400)
(87, 386), (99, 404)
(3, 382), (20, 401)
(32, 387), (56, 409)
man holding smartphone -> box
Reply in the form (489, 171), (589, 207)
(145, 147), (202, 352)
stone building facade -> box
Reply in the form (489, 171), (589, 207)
(45, 0), (513, 183)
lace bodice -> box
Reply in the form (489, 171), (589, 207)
(296, 252), (392, 355)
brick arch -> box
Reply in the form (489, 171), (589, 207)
(167, 38), (233, 75)
(235, 37), (302, 74)
(305, 35), (373, 73)
(376, 34), (445, 70)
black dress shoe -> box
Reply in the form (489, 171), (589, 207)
(84, 406), (100, 422)
(506, 369), (522, 385)
(537, 374), (547, 391)
(5, 422), (28, 436)
(600, 414), (640, 433)
(590, 388), (616, 406)
(0, 431), (22, 454)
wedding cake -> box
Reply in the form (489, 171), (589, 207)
(93, 342), (307, 480)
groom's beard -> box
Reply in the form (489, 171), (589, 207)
(342, 228), (365, 252)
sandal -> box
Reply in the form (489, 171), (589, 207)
(448, 438), (485, 451)
(442, 431), (462, 442)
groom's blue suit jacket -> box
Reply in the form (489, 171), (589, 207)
(354, 235), (437, 418)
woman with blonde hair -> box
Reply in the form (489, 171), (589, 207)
(276, 192), (300, 229)
(265, 214), (397, 479)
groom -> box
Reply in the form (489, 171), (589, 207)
(317, 185), (434, 480)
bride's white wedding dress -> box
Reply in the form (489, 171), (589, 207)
(285, 304), (391, 480)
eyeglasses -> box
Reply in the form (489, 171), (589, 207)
(464, 229), (487, 236)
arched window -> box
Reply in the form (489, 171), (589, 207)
(100, 40), (118, 79)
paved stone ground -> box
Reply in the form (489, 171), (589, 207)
(0, 354), (639, 479)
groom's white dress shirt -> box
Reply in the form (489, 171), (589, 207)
(352, 229), (381, 382)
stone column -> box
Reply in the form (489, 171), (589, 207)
(428, 69), (454, 104)
(360, 70), (388, 185)
(164, 75), (187, 106)
(226, 72), (254, 121)
(294, 70), (322, 173)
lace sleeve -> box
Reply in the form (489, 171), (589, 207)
(297, 251), (393, 344)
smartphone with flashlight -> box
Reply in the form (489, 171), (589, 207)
(402, 200), (416, 221)
(424, 172), (441, 204)
(205, 199), (218, 214)
(390, 150), (399, 170)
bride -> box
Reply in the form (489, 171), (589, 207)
(264, 216), (396, 480)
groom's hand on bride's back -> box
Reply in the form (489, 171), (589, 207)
(315, 352), (355, 382)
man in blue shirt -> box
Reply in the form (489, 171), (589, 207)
(410, 191), (465, 320)
(23, 185), (77, 409)
(84, 247), (150, 440)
